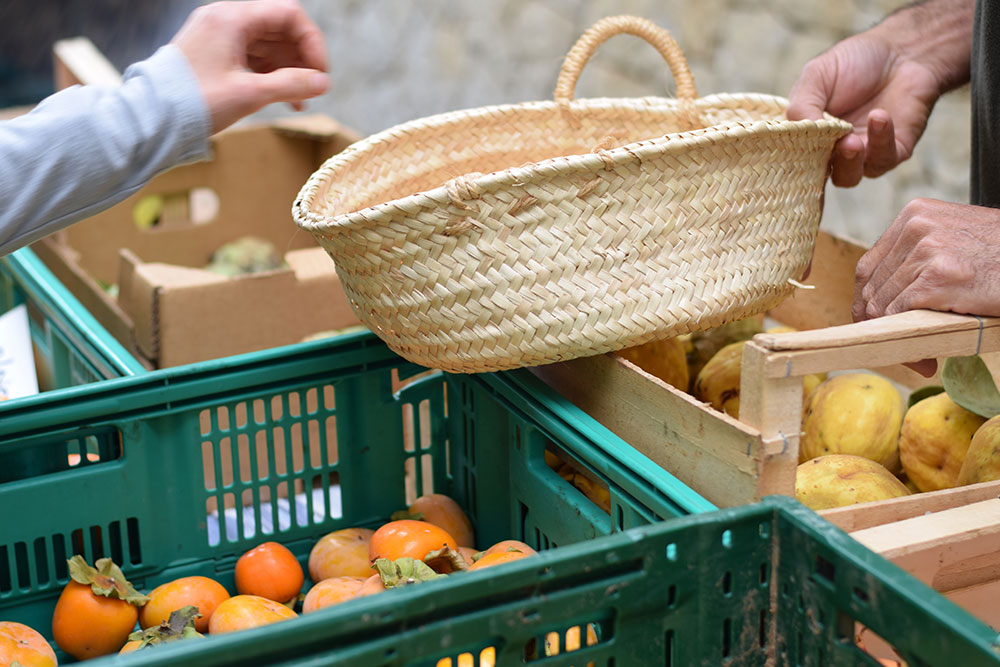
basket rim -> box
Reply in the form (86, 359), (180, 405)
(293, 92), (851, 234)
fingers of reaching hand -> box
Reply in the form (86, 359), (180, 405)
(786, 58), (835, 122)
(247, 39), (318, 72)
(241, 67), (329, 111)
(862, 111), (899, 178)
(859, 262), (956, 321)
(239, 0), (328, 72)
(830, 133), (865, 187)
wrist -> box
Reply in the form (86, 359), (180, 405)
(876, 0), (974, 94)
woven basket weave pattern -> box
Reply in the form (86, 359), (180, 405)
(294, 17), (852, 373)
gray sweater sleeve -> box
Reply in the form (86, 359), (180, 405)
(0, 44), (212, 256)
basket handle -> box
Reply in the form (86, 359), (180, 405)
(554, 15), (698, 104)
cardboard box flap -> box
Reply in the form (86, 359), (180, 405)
(285, 246), (339, 281)
(271, 114), (361, 143)
(117, 243), (358, 367)
(120, 259), (161, 362)
(53, 37), (122, 89)
(154, 269), (358, 367)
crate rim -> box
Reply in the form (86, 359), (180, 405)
(0, 327), (714, 515)
(2, 246), (146, 378)
(64, 495), (1000, 666)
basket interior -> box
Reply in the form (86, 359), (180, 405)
(314, 95), (789, 219)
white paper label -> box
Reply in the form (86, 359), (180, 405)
(0, 304), (39, 400)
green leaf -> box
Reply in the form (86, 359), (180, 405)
(942, 356), (1000, 418)
(373, 557), (445, 588)
(66, 555), (150, 605)
(907, 385), (944, 409)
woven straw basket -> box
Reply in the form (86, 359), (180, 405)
(294, 15), (852, 373)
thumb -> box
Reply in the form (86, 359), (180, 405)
(786, 67), (832, 122)
(244, 67), (329, 108)
(786, 87), (828, 122)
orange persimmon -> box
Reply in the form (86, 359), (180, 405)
(139, 575), (230, 633)
(302, 576), (365, 613)
(234, 541), (304, 603)
(369, 520), (457, 563)
(0, 621), (57, 667)
(51, 556), (148, 660)
(307, 528), (375, 581)
(467, 550), (532, 571)
(207, 595), (297, 634)
(406, 494), (475, 548)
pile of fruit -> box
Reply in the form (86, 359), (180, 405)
(0, 493), (600, 666)
(616, 319), (1000, 510)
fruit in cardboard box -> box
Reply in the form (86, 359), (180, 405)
(800, 373), (903, 472)
(957, 414), (1000, 485)
(795, 454), (910, 510)
(204, 236), (286, 277)
(899, 392), (986, 492)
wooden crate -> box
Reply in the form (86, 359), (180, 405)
(822, 489), (1000, 660)
(530, 230), (1000, 508)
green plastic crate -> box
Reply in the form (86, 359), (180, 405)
(0, 332), (713, 664)
(0, 247), (144, 394)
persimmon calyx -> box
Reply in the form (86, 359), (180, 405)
(127, 606), (204, 649)
(372, 557), (444, 588)
(67, 555), (150, 605)
(389, 509), (424, 522)
(423, 545), (468, 573)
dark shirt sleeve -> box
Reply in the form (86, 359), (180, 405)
(971, 0), (1000, 207)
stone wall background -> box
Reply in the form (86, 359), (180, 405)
(270, 0), (972, 249)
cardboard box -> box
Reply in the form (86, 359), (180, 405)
(33, 115), (363, 368)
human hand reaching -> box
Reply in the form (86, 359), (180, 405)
(787, 33), (942, 187)
(787, 1), (972, 187)
(171, 0), (330, 134)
